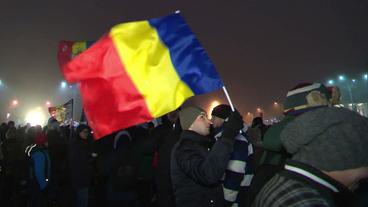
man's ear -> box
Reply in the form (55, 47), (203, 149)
(306, 91), (329, 107)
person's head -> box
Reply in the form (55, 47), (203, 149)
(7, 121), (15, 128)
(251, 117), (264, 128)
(327, 86), (341, 106)
(281, 107), (368, 189)
(76, 124), (91, 140)
(5, 127), (17, 139)
(211, 104), (231, 128)
(167, 109), (180, 123)
(283, 82), (330, 115)
(35, 125), (42, 134)
(179, 106), (212, 136)
(1, 122), (7, 129)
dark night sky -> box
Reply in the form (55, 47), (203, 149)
(1, 0), (368, 120)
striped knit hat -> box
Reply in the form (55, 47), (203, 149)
(283, 83), (331, 114)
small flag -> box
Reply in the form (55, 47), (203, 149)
(61, 13), (223, 139)
(48, 99), (74, 123)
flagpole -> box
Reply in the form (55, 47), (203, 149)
(70, 98), (74, 140)
(222, 86), (235, 112)
(223, 86), (244, 134)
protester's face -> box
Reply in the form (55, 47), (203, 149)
(79, 129), (90, 140)
(190, 112), (212, 136)
(211, 115), (225, 128)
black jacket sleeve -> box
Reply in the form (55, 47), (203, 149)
(175, 138), (233, 186)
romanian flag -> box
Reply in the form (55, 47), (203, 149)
(57, 41), (95, 67)
(62, 13), (224, 139)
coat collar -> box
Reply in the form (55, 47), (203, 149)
(181, 130), (213, 145)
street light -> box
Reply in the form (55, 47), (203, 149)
(12, 99), (18, 106)
(327, 79), (334, 85)
(244, 112), (254, 125)
(363, 74), (368, 81)
(337, 75), (355, 111)
(60, 81), (67, 89)
(46, 101), (51, 107)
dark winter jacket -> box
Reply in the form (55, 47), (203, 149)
(153, 121), (181, 207)
(25, 144), (51, 191)
(68, 138), (93, 188)
(171, 130), (234, 207)
(252, 160), (357, 207)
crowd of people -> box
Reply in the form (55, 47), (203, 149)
(0, 82), (368, 207)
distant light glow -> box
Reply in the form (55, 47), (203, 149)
(6, 113), (10, 119)
(208, 100), (220, 119)
(61, 81), (67, 88)
(338, 75), (345, 81)
(0, 79), (3, 86)
(46, 101), (51, 106)
(352, 79), (356, 83)
(327, 80), (334, 85)
(364, 74), (368, 80)
(25, 108), (46, 126)
(12, 100), (18, 106)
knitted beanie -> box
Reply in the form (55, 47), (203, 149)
(179, 106), (204, 130)
(211, 104), (231, 119)
(283, 82), (331, 114)
(281, 107), (368, 171)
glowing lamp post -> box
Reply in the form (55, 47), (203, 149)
(337, 75), (355, 111)
(60, 81), (67, 89)
(12, 100), (18, 107)
(363, 74), (368, 81)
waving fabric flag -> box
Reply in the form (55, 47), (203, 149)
(57, 41), (95, 67)
(61, 13), (224, 139)
(48, 99), (74, 123)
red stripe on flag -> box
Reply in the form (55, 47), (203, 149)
(63, 35), (153, 139)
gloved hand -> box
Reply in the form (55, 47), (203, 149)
(222, 110), (244, 140)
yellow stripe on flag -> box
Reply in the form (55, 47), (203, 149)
(110, 21), (194, 117)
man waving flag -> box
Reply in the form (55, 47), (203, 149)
(61, 12), (224, 139)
